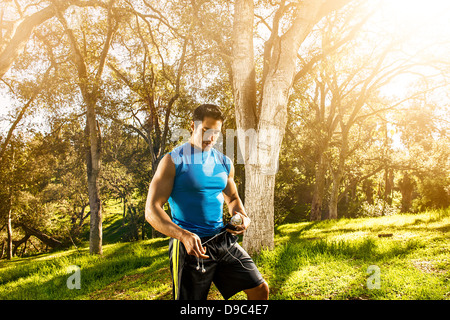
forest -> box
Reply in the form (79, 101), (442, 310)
(1, 0), (449, 260)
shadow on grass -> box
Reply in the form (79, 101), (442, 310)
(436, 223), (450, 233)
(263, 227), (426, 299)
(102, 215), (127, 244)
(284, 215), (450, 240)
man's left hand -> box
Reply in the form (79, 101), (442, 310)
(226, 212), (250, 235)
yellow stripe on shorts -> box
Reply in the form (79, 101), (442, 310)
(172, 239), (180, 299)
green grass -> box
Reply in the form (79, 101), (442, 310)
(0, 238), (171, 300)
(260, 208), (450, 300)
(1, 209), (449, 300)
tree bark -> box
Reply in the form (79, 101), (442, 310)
(1, 240), (5, 259)
(399, 172), (414, 213)
(85, 117), (103, 255)
(12, 234), (30, 257)
(328, 170), (342, 219)
(6, 208), (13, 260)
(310, 152), (327, 220)
(327, 130), (348, 219)
(231, 0), (259, 255)
(19, 224), (62, 249)
(241, 164), (275, 254)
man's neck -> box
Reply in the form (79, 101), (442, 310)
(189, 139), (211, 153)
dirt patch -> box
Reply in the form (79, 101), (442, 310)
(411, 259), (446, 274)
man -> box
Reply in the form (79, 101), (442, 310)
(145, 104), (269, 300)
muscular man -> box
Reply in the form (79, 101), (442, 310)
(145, 104), (269, 300)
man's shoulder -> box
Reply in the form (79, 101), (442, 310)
(168, 142), (190, 164)
(212, 147), (231, 162)
(170, 142), (189, 154)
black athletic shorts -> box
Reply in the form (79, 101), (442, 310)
(168, 231), (265, 300)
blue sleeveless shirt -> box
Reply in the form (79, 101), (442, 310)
(168, 142), (232, 237)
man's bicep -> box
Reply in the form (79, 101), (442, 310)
(147, 154), (175, 207)
(223, 162), (238, 201)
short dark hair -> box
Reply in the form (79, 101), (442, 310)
(193, 104), (224, 123)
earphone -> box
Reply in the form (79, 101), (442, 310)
(196, 257), (206, 273)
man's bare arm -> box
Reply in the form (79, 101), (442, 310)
(145, 154), (208, 258)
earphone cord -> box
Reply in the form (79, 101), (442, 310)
(222, 237), (256, 271)
(196, 231), (227, 273)
(200, 230), (256, 272)
(201, 230), (227, 246)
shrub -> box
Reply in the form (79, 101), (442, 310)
(358, 198), (400, 217)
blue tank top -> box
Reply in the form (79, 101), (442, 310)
(168, 142), (232, 237)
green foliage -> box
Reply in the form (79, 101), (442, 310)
(413, 175), (450, 211)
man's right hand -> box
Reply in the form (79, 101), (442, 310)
(180, 231), (209, 259)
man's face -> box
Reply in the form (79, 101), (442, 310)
(191, 116), (222, 151)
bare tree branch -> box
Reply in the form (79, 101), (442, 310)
(0, 65), (53, 165)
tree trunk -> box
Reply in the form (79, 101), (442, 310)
(6, 208), (13, 260)
(241, 74), (290, 254)
(231, 0), (259, 255)
(363, 179), (375, 204)
(122, 196), (127, 226)
(327, 135), (347, 219)
(241, 164), (275, 254)
(310, 152), (327, 221)
(12, 234), (30, 257)
(384, 168), (394, 206)
(1, 240), (5, 259)
(19, 224), (62, 249)
(85, 113), (103, 255)
(327, 170), (342, 219)
(399, 172), (414, 213)
(327, 159), (344, 220)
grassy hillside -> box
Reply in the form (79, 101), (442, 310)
(1, 209), (449, 300)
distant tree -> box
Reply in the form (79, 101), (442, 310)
(106, 0), (205, 175)
(296, 11), (449, 220)
(0, 131), (73, 258)
(394, 93), (450, 211)
(52, 0), (118, 255)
